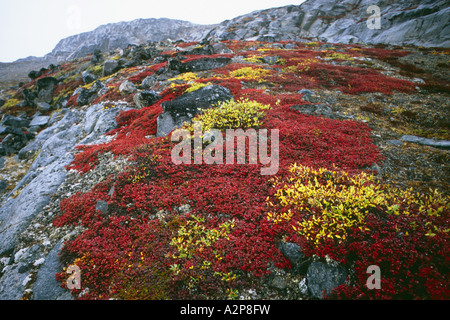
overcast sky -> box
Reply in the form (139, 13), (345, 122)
(0, 0), (304, 62)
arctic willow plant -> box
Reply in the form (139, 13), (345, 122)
(184, 98), (271, 133)
(267, 163), (450, 246)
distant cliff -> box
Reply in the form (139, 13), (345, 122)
(49, 18), (213, 61)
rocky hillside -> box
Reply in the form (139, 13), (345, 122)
(50, 18), (213, 62)
(0, 18), (212, 90)
(2, 0), (449, 90)
(207, 0), (450, 47)
(0, 0), (449, 302)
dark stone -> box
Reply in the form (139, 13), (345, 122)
(89, 80), (105, 93)
(81, 71), (96, 84)
(16, 101), (27, 108)
(28, 70), (43, 80)
(180, 57), (232, 73)
(290, 104), (334, 119)
(306, 260), (348, 299)
(96, 200), (109, 214)
(76, 88), (93, 106)
(130, 45), (153, 61)
(270, 276), (287, 291)
(0, 99), (5, 108)
(18, 263), (31, 274)
(152, 56), (166, 64)
(278, 241), (309, 274)
(33, 240), (73, 300)
(0, 134), (29, 156)
(133, 90), (161, 109)
(36, 102), (52, 112)
(141, 75), (157, 89)
(262, 55), (280, 65)
(102, 59), (120, 77)
(0, 179), (8, 191)
(1, 114), (30, 128)
(298, 89), (314, 99)
(401, 135), (450, 150)
(183, 44), (214, 56)
(36, 77), (58, 92)
(157, 85), (233, 137)
(36, 77), (58, 103)
(167, 58), (183, 72)
(91, 49), (103, 64)
(22, 89), (37, 107)
(0, 125), (24, 136)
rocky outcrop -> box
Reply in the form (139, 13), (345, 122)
(0, 102), (130, 299)
(156, 85), (233, 137)
(206, 0), (450, 47)
(49, 18), (213, 62)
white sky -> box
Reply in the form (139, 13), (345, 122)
(0, 0), (304, 62)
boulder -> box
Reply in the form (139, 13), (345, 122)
(157, 85), (233, 137)
(36, 102), (52, 113)
(0, 125), (25, 136)
(29, 116), (50, 127)
(167, 58), (183, 72)
(182, 44), (214, 55)
(278, 241), (309, 274)
(306, 260), (348, 299)
(81, 71), (96, 84)
(28, 70), (43, 80)
(212, 42), (234, 54)
(0, 180), (7, 192)
(22, 89), (37, 107)
(119, 80), (137, 95)
(102, 59), (119, 77)
(133, 90), (161, 109)
(400, 135), (450, 150)
(96, 200), (109, 214)
(141, 75), (158, 89)
(0, 134), (29, 156)
(33, 240), (72, 300)
(36, 77), (58, 103)
(76, 88), (93, 106)
(180, 57), (232, 73)
(1, 114), (30, 128)
(290, 104), (335, 119)
(91, 49), (103, 64)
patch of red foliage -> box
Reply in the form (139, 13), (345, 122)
(176, 41), (199, 48)
(127, 62), (167, 83)
(51, 40), (447, 300)
(303, 63), (416, 94)
(55, 79), (386, 299)
(66, 85), (188, 173)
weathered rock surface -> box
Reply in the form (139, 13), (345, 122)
(306, 259), (348, 299)
(102, 59), (120, 77)
(133, 90), (161, 109)
(156, 85), (233, 137)
(206, 0), (450, 48)
(0, 102), (129, 299)
(51, 18), (213, 62)
(401, 135), (450, 150)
